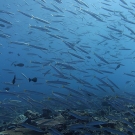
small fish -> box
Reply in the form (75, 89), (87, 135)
(51, 4), (64, 13)
(99, 70), (113, 74)
(0, 24), (5, 27)
(81, 9), (104, 22)
(29, 44), (48, 51)
(107, 26), (122, 33)
(24, 89), (46, 96)
(68, 111), (89, 121)
(51, 14), (65, 17)
(0, 18), (12, 25)
(0, 33), (10, 38)
(107, 78), (119, 90)
(124, 73), (135, 77)
(120, 0), (128, 5)
(54, 0), (62, 3)
(115, 64), (121, 70)
(49, 128), (63, 135)
(4, 87), (10, 91)
(28, 31), (32, 34)
(18, 10), (32, 18)
(74, 0), (89, 8)
(65, 9), (77, 15)
(32, 15), (50, 24)
(46, 80), (70, 85)
(103, 127), (127, 135)
(42, 69), (51, 76)
(14, 63), (24, 67)
(68, 52), (84, 60)
(8, 52), (13, 54)
(29, 77), (37, 82)
(42, 6), (58, 13)
(21, 73), (28, 80)
(3, 82), (19, 87)
(94, 53), (109, 64)
(0, 10), (14, 15)
(21, 123), (44, 133)
(29, 25), (50, 32)
(12, 75), (16, 84)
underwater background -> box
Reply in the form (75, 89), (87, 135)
(0, 0), (135, 135)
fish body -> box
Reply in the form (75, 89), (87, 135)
(115, 64), (121, 70)
(46, 80), (70, 85)
(14, 63), (24, 67)
(54, 0), (62, 3)
(42, 6), (58, 13)
(21, 123), (44, 133)
(94, 53), (109, 64)
(4, 87), (10, 91)
(0, 24), (5, 27)
(12, 75), (16, 84)
(29, 77), (37, 82)
(18, 10), (32, 18)
(0, 18), (12, 25)
(51, 4), (64, 13)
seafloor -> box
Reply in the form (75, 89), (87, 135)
(0, 95), (135, 135)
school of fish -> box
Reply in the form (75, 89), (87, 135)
(0, 0), (135, 134)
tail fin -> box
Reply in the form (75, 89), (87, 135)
(14, 64), (16, 66)
(29, 78), (31, 82)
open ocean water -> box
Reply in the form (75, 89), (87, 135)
(0, 0), (135, 134)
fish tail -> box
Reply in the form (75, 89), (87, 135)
(14, 64), (16, 66)
(29, 78), (31, 82)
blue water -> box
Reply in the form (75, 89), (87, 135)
(1, 0), (134, 95)
(0, 0), (135, 134)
